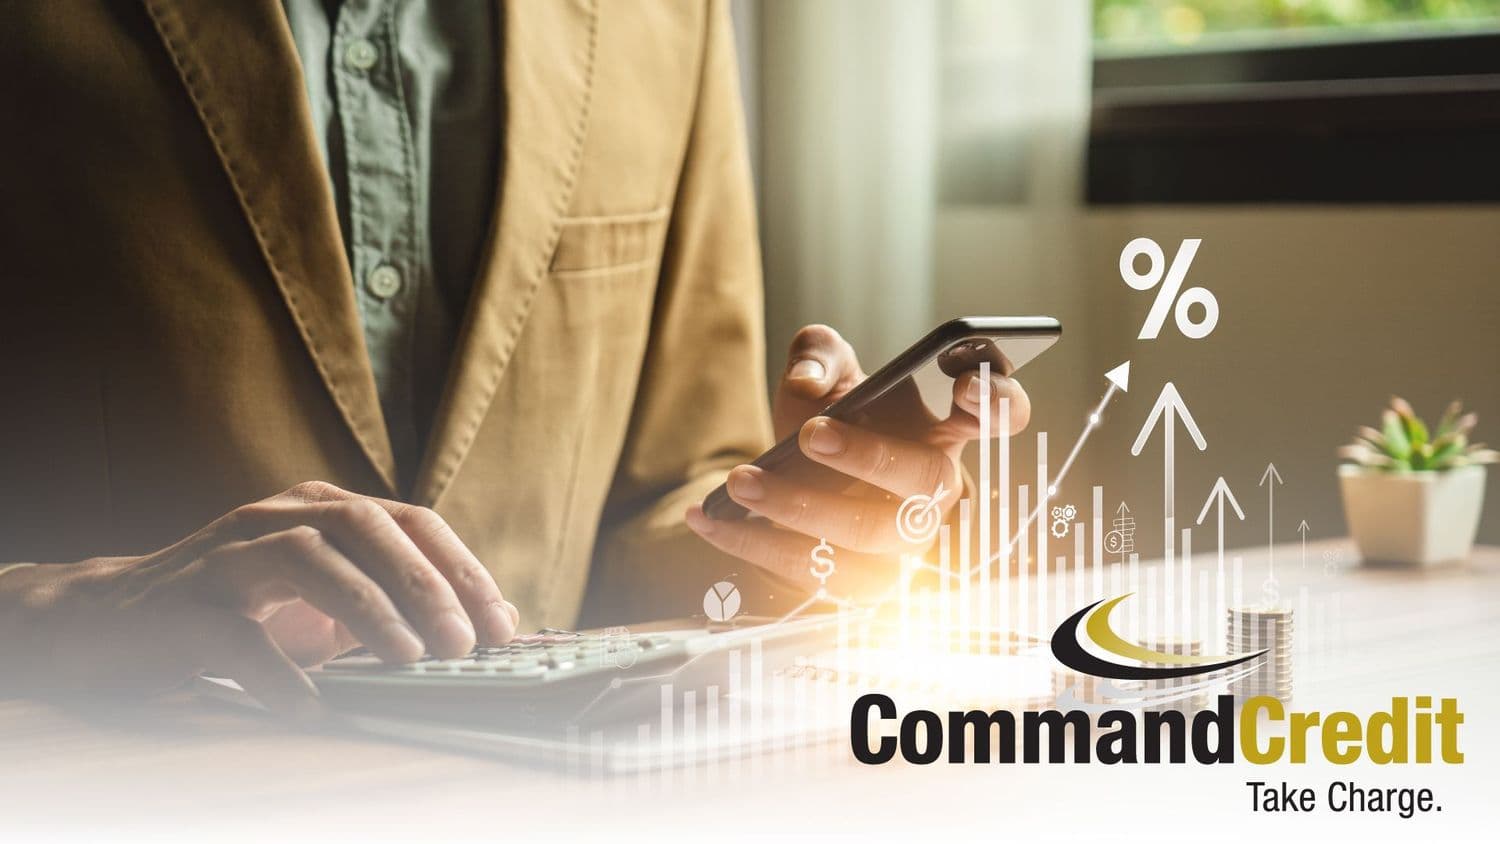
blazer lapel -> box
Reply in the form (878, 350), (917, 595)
(412, 0), (600, 506)
(143, 0), (400, 495)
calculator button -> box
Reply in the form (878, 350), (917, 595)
(323, 657), (383, 671)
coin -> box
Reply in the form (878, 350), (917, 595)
(1224, 608), (1294, 702)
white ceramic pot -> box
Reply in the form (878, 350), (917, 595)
(1339, 464), (1487, 565)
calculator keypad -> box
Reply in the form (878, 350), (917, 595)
(321, 631), (675, 681)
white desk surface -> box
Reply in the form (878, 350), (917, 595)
(2, 539), (1496, 842)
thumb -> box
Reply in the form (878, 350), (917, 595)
(780, 324), (862, 401)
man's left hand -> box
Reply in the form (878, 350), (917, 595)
(686, 325), (1030, 596)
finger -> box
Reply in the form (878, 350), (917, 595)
(684, 503), (890, 585)
(944, 372), (1031, 442)
(724, 465), (902, 553)
(306, 499), (476, 657)
(262, 600), (343, 667)
(203, 527), (427, 664)
(380, 502), (516, 646)
(240, 485), (475, 657)
(797, 417), (959, 499)
(779, 324), (864, 401)
(186, 607), (321, 722)
(275, 482), (512, 646)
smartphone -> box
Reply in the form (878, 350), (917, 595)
(703, 316), (1061, 520)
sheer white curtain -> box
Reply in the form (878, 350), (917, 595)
(754, 0), (938, 366)
(746, 0), (1093, 377)
(931, 0), (1097, 430)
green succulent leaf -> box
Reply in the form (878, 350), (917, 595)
(1469, 448), (1499, 465)
(1455, 412), (1479, 439)
(1344, 399), (1485, 473)
(1382, 409), (1412, 461)
(1404, 414), (1429, 451)
(1356, 425), (1386, 450)
(1429, 437), (1466, 467)
(1436, 400), (1463, 438)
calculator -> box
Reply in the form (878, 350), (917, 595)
(306, 617), (844, 729)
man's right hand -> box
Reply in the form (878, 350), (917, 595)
(0, 481), (517, 719)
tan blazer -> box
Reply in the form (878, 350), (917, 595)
(0, 0), (775, 627)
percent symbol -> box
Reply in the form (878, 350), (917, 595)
(1119, 237), (1219, 340)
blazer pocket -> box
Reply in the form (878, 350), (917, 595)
(550, 207), (670, 278)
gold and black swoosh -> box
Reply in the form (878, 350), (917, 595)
(1051, 594), (1266, 680)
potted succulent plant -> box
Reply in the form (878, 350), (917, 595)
(1338, 398), (1496, 565)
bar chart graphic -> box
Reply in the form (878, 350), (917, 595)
(561, 362), (1346, 780)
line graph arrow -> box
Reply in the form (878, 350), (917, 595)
(1131, 382), (1207, 566)
(1104, 360), (1131, 393)
(982, 364), (1129, 573)
(1049, 362), (1130, 497)
(1260, 462), (1283, 575)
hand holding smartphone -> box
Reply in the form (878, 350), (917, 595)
(686, 317), (1059, 599)
(703, 316), (1060, 520)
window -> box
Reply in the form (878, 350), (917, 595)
(1088, 1), (1500, 202)
(1095, 0), (1500, 51)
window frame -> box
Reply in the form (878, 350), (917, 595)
(1087, 30), (1500, 203)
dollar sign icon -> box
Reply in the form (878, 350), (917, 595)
(1261, 575), (1281, 608)
(809, 538), (836, 589)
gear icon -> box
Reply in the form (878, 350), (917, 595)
(1049, 504), (1077, 539)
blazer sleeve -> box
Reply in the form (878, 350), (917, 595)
(578, 0), (786, 626)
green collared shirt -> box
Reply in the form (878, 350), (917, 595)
(282, 0), (501, 488)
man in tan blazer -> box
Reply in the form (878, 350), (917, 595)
(0, 1), (1028, 717)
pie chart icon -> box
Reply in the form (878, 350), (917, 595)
(703, 581), (741, 622)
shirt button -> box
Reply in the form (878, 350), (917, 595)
(344, 39), (379, 71)
(367, 265), (402, 300)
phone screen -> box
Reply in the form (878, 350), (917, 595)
(840, 331), (1058, 440)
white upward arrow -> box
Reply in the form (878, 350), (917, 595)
(1298, 519), (1310, 568)
(1195, 476), (1245, 577)
(1197, 476), (1243, 651)
(1131, 382), (1207, 568)
(1260, 463), (1284, 575)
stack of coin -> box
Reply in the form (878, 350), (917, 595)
(1225, 607), (1294, 701)
(1141, 636), (1207, 712)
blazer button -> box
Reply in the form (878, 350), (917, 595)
(344, 39), (379, 72)
(367, 265), (402, 300)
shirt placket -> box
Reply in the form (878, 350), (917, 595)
(332, 0), (423, 482)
